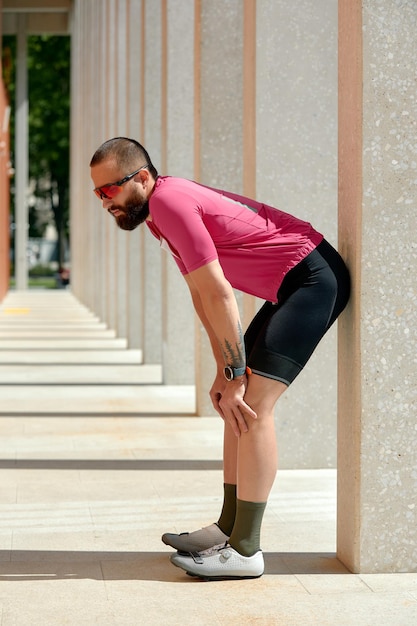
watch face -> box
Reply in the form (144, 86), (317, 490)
(224, 366), (233, 381)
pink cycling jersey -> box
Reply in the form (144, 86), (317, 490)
(146, 176), (323, 303)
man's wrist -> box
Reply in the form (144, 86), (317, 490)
(223, 365), (251, 381)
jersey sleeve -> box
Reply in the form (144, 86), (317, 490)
(150, 190), (218, 274)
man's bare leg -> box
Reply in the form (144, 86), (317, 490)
(237, 375), (286, 501)
(215, 420), (239, 535)
(227, 375), (287, 556)
(223, 419), (238, 484)
(162, 376), (286, 553)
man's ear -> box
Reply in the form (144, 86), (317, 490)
(142, 169), (155, 190)
(135, 168), (149, 187)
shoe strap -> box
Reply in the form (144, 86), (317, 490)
(189, 552), (204, 564)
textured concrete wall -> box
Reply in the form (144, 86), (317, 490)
(195, 0), (246, 414)
(256, 0), (339, 468)
(114, 0), (129, 341)
(141, 0), (163, 365)
(125, 0), (144, 351)
(338, 0), (417, 573)
(162, 0), (195, 384)
(360, 0), (417, 573)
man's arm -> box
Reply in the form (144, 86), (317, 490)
(184, 273), (225, 368)
(184, 260), (245, 373)
(184, 259), (256, 435)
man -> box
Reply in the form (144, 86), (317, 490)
(90, 137), (350, 580)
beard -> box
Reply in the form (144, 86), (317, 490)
(110, 188), (150, 231)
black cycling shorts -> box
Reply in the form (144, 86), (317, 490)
(245, 239), (350, 385)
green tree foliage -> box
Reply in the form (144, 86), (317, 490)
(2, 35), (70, 265)
(28, 36), (70, 264)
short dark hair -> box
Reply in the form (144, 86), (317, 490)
(90, 137), (158, 179)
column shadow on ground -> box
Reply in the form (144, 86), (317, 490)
(0, 551), (350, 581)
(0, 459), (223, 470)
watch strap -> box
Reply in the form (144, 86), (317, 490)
(224, 365), (247, 380)
(231, 366), (247, 377)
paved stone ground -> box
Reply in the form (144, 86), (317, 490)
(0, 290), (416, 625)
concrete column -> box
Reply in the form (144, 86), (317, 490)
(142, 0), (162, 364)
(338, 0), (417, 573)
(114, 0), (129, 340)
(126, 0), (144, 350)
(96, 0), (109, 323)
(193, 0), (245, 415)
(70, 0), (109, 318)
(241, 0), (259, 331)
(15, 15), (28, 290)
(198, 1), (244, 189)
(69, 0), (105, 320)
(161, 0), (195, 384)
(105, 0), (118, 332)
(92, 0), (106, 322)
(69, 1), (83, 300)
(256, 0), (339, 468)
(85, 0), (98, 314)
(71, 0), (92, 308)
(90, 0), (102, 316)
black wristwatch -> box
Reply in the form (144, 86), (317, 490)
(223, 365), (247, 381)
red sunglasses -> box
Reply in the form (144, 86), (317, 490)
(93, 165), (148, 200)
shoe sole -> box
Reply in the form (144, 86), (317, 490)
(170, 559), (263, 581)
(186, 570), (263, 581)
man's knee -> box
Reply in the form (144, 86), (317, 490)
(245, 374), (287, 415)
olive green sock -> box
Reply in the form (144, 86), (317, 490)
(229, 499), (267, 557)
(217, 483), (237, 536)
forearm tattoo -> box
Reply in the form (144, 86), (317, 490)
(222, 321), (246, 367)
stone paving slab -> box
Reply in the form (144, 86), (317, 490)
(0, 329), (117, 338)
(0, 349), (143, 364)
(0, 320), (105, 327)
(0, 306), (98, 321)
(0, 338), (128, 349)
(0, 363), (162, 385)
(0, 384), (195, 415)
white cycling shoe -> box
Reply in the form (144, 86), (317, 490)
(170, 543), (264, 580)
(161, 522), (229, 553)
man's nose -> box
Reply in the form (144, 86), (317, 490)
(102, 197), (112, 209)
